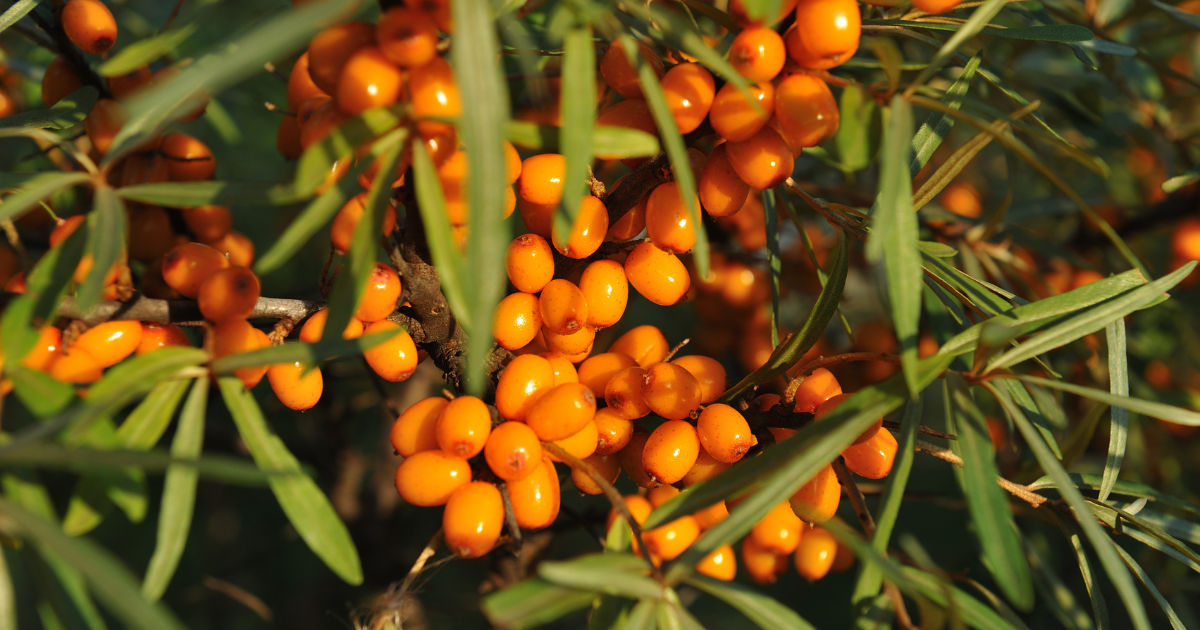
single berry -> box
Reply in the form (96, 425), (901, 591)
(267, 361), (323, 411)
(485, 420), (543, 481)
(435, 395), (492, 459)
(506, 457), (560, 529)
(391, 397), (448, 457)
(443, 482), (504, 558)
(362, 320), (418, 382)
(394, 449), (472, 506)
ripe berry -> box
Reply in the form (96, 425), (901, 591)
(794, 526), (837, 581)
(298, 97), (347, 149)
(696, 544), (737, 581)
(912, 0), (963, 14)
(126, 207), (175, 262)
(47, 348), (104, 384)
(71, 321), (142, 368)
(644, 514), (700, 561)
(699, 144), (751, 218)
(742, 536), (788, 584)
(404, 0), (452, 32)
(337, 47), (404, 115)
(660, 62), (715, 134)
(391, 397), (447, 457)
(648, 484), (680, 508)
(642, 419), (701, 485)
(436, 395), (492, 458)
(506, 233), (555, 293)
(331, 192), (398, 255)
(197, 266), (260, 323)
(607, 176), (649, 241)
(577, 352), (636, 399)
(609, 325), (669, 367)
(578, 260), (628, 329)
(539, 279), (588, 335)
(552, 196), (608, 259)
(62, 0), (117, 55)
(729, 27), (786, 83)
(267, 361), (323, 411)
(444, 482), (504, 558)
(604, 366), (651, 420)
(162, 242), (230, 298)
(298, 308), (364, 343)
(517, 153), (565, 206)
(306, 21), (375, 94)
(625, 241), (691, 306)
(493, 292), (542, 351)
(785, 0), (861, 70)
(205, 230), (254, 272)
(616, 426), (657, 487)
(211, 320), (270, 389)
(276, 116), (303, 160)
(506, 457), (560, 529)
(84, 98), (130, 155)
(606, 494), (653, 533)
(775, 74), (839, 150)
(495, 354), (556, 421)
(727, 125), (795, 190)
(526, 382), (596, 441)
(672, 355), (726, 404)
(709, 82), (774, 143)
(548, 419), (598, 462)
(107, 65), (152, 99)
(136, 322), (190, 355)
(376, 7), (439, 68)
(356, 263), (402, 323)
(542, 324), (595, 358)
(21, 326), (63, 371)
(182, 205), (232, 243)
(696, 404), (752, 464)
(595, 100), (657, 162)
(539, 351), (579, 385)
(571, 453), (621, 495)
(641, 362), (703, 420)
(42, 57), (83, 107)
(287, 53), (326, 112)
(409, 56), (461, 137)
(842, 428), (898, 479)
(789, 463), (841, 523)
(594, 407), (634, 455)
(362, 320), (418, 382)
(681, 449), (732, 487)
(161, 133), (216, 181)
(814, 392), (880, 444)
(792, 367), (842, 413)
(485, 420), (543, 481)
(599, 39), (664, 99)
(394, 449), (472, 506)
(693, 496), (729, 528)
(750, 502), (803, 554)
(646, 182), (696, 254)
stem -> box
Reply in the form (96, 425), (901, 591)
(832, 457), (876, 537)
(499, 482), (524, 552)
(915, 440), (1047, 507)
(27, 9), (111, 99)
(791, 352), (901, 378)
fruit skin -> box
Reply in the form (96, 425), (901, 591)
(624, 241), (691, 306)
(742, 536), (788, 584)
(660, 63), (715, 134)
(436, 395), (492, 459)
(298, 308), (364, 343)
(681, 449), (731, 487)
(355, 263), (402, 323)
(443, 482), (504, 558)
(306, 21), (376, 94)
(577, 352), (636, 399)
(62, 0), (117, 55)
(211, 320), (270, 389)
(517, 153), (566, 206)
(604, 366), (652, 420)
(644, 514), (700, 561)
(542, 324), (595, 358)
(727, 125), (795, 190)
(71, 321), (142, 368)
(617, 426), (658, 488)
(161, 133), (217, 181)
(337, 47), (404, 115)
(42, 57), (83, 107)
(709, 82), (774, 143)
(287, 53), (326, 111)
(692, 496), (729, 528)
(197, 267), (261, 324)
(376, 7), (440, 68)
(526, 383), (596, 441)
(162, 243), (230, 298)
(85, 98), (130, 155)
(540, 352), (579, 386)
(672, 355), (727, 404)
(394, 450), (472, 506)
(493, 292), (543, 351)
(785, 0), (861, 70)
(267, 361), (323, 411)
(579, 260), (628, 329)
(699, 144), (751, 218)
(697, 404), (752, 464)
(182, 205), (232, 243)
(362, 320), (418, 382)
(539, 279), (589, 335)
(794, 526), (837, 581)
(792, 367), (842, 413)
(641, 420), (701, 485)
(912, 0), (963, 12)
(391, 397), (447, 457)
(775, 74), (840, 149)
(606, 494), (653, 533)
(842, 427), (898, 479)
(571, 453), (621, 495)
(409, 56), (461, 136)
(552, 196), (609, 259)
(506, 233), (555, 294)
(495, 354), (556, 422)
(548, 419), (598, 462)
(641, 362), (703, 420)
(600, 39), (664, 99)
(729, 27), (786, 83)
(595, 100), (657, 161)
(47, 348), (104, 384)
(789, 463), (841, 523)
(751, 502), (803, 554)
(815, 393), (880, 444)
(136, 323), (190, 355)
(609, 325), (669, 367)
(594, 407), (635, 455)
(331, 192), (398, 254)
(485, 421), (543, 481)
(646, 182), (697, 254)
(507, 458), (560, 529)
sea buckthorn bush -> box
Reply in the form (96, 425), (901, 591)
(1, 0), (1199, 628)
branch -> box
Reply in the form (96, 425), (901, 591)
(832, 457), (876, 537)
(27, 8), (111, 99)
(604, 153), (672, 227)
(915, 440), (1048, 507)
(7, 293), (325, 326)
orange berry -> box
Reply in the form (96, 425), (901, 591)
(692, 496), (730, 528)
(815, 393), (880, 444)
(519, 198), (555, 239)
(600, 39), (664, 99)
(1173, 217), (1200, 260)
(47, 348), (103, 384)
(70, 321), (142, 368)
(517, 153), (565, 206)
(391, 397), (447, 457)
(539, 351), (579, 385)
(21, 326), (63, 371)
(624, 241), (691, 306)
(793, 367), (842, 413)
(645, 182), (697, 254)
(553, 196), (609, 259)
(507, 457), (560, 529)
(42, 57), (83, 107)
(526, 382), (596, 441)
(842, 426), (898, 479)
(595, 100), (657, 161)
(506, 234), (555, 293)
(775, 74), (839, 150)
(435, 395), (491, 459)
(681, 449), (731, 487)
(785, 0), (861, 69)
(617, 426), (658, 488)
(84, 98), (128, 155)
(298, 98), (347, 150)
(606, 494), (653, 532)
(571, 453), (621, 495)
(578, 260), (628, 329)
(62, 0), (117, 55)
(750, 502), (803, 554)
(441, 482), (506, 564)
(548, 419), (598, 462)
(404, 0), (452, 32)
(789, 463), (841, 523)
(267, 361), (323, 411)
(206, 230), (255, 270)
(376, 7), (439, 68)
(641, 419), (700, 485)
(912, 0), (963, 13)
(831, 538), (855, 573)
(604, 366), (652, 420)
(493, 292), (543, 351)
(542, 324), (596, 358)
(162, 242), (231, 298)
(298, 308), (364, 343)
(306, 21), (375, 94)
(641, 362), (703, 420)
(276, 115), (303, 160)
(539, 279), (589, 335)
(394, 449), (472, 506)
(287, 53), (326, 112)
(181, 205), (231, 243)
(644, 514), (700, 561)
(699, 144), (750, 218)
(197, 266), (261, 323)
(577, 352), (636, 399)
(409, 56), (461, 137)
(696, 544), (737, 581)
(648, 484), (680, 508)
(696, 404), (752, 464)
(594, 407), (635, 455)
(337, 47), (404, 115)
(4, 272), (25, 294)
(709, 82), (774, 143)
(211, 320), (270, 389)
(362, 320), (418, 382)
(727, 125), (794, 190)
(136, 322), (189, 355)
(794, 526), (837, 581)
(672, 355), (726, 404)
(607, 176), (649, 241)
(485, 421), (543, 481)
(107, 65), (152, 99)
(730, 27), (786, 83)
(356, 263), (402, 323)
(160, 133), (216, 181)
(330, 192), (398, 255)
(126, 206), (175, 262)
(660, 62), (715, 134)
(495, 354), (556, 421)
(609, 325), (669, 367)
(742, 536), (789, 584)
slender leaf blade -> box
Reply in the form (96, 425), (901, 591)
(77, 186), (124, 311)
(686, 576), (815, 630)
(556, 27), (597, 242)
(1099, 320), (1128, 503)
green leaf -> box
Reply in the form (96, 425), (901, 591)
(763, 190), (781, 347)
(505, 121), (660, 158)
(0, 497), (187, 630)
(1099, 319), (1128, 503)
(556, 27), (597, 244)
(620, 2), (752, 96)
(108, 0), (364, 164)
(1026, 473), (1200, 519)
(869, 95), (921, 395)
(481, 578), (596, 630)
(0, 0), (40, 34)
(411, 135), (470, 322)
(1112, 545), (1187, 630)
(686, 576), (816, 630)
(986, 384), (1151, 630)
(1017, 375), (1200, 426)
(253, 169), (363, 275)
(294, 109), (404, 196)
(0, 86), (97, 130)
(118, 181), (306, 209)
(946, 373), (1033, 610)
(1026, 535), (1097, 630)
(1053, 513), (1110, 630)
(98, 23), (199, 77)
(909, 52), (980, 177)
(76, 186), (125, 311)
(7, 365), (75, 416)
(870, 19), (1096, 42)
(833, 85), (881, 173)
(143, 378), (207, 601)
(211, 329), (399, 373)
(719, 229), (850, 402)
(1161, 166), (1200, 194)
(115, 379), (190, 449)
(1151, 0), (1200, 28)
(1005, 379), (1062, 461)
(217, 377), (362, 585)
(1, 444), (272, 486)
(0, 171), (91, 224)
(0, 218), (85, 364)
(904, 0), (1009, 97)
(624, 600), (658, 630)
(0, 541), (14, 630)
(1083, 501), (1200, 573)
(539, 554), (660, 600)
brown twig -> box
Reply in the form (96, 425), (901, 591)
(784, 178), (868, 240)
(499, 482), (524, 552)
(12, 293), (325, 326)
(397, 528), (444, 598)
(915, 440), (1048, 507)
(160, 0), (187, 33)
(832, 457), (876, 537)
(883, 421), (955, 441)
(202, 576), (273, 621)
(792, 352), (902, 378)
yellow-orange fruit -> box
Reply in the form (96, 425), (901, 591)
(645, 182), (696, 254)
(493, 292), (543, 351)
(519, 198), (554, 239)
(548, 419), (598, 462)
(571, 453), (621, 495)
(495, 354), (556, 421)
(287, 53), (326, 112)
(785, 0), (861, 69)
(197, 266), (260, 323)
(789, 463), (841, 523)
(161, 243), (230, 298)
(594, 407), (634, 455)
(84, 98), (129, 155)
(553, 196), (609, 259)
(672, 355), (726, 404)
(617, 426), (658, 488)
(709, 82), (774, 143)
(337, 47), (404, 115)
(542, 324), (596, 358)
(42, 57), (83, 108)
(298, 308), (364, 343)
(485, 420), (543, 481)
(47, 348), (103, 384)
(792, 367), (842, 413)
(267, 361), (323, 411)
(394, 449), (472, 506)
(595, 100), (658, 161)
(641, 362), (703, 420)
(912, 0), (963, 13)
(70, 321), (142, 368)
(276, 115), (303, 159)
(660, 62), (715, 134)
(727, 125), (795, 190)
(443, 482), (504, 558)
(577, 352), (636, 398)
(436, 395), (491, 458)
(814, 393), (880, 444)
(540, 351), (579, 386)
(362, 320), (418, 382)
(306, 21), (375, 94)
(681, 449), (731, 487)
(391, 397), (447, 457)
(578, 260), (628, 329)
(609, 325), (669, 367)
(693, 496), (729, 529)
(136, 322), (190, 355)
(526, 382), (596, 441)
(599, 39), (664, 99)
(506, 233), (555, 293)
(648, 484), (680, 508)
(376, 7), (439, 68)
(181, 205), (232, 243)
(606, 494), (653, 533)
(794, 526), (837, 581)
(775, 74), (839, 149)
(696, 544), (737, 581)
(62, 0), (117, 55)
(211, 320), (269, 389)
(355, 263), (402, 323)
(507, 458), (560, 529)
(604, 366), (652, 420)
(644, 514), (700, 560)
(625, 241), (691, 306)
(729, 27), (786, 83)
(751, 501), (803, 554)
(641, 419), (700, 485)
(409, 56), (461, 137)
(842, 426), (898, 479)
(699, 143), (750, 218)
(159, 133), (216, 182)
(742, 536), (789, 584)
(539, 279), (589, 335)
(517, 153), (565, 206)
(330, 192), (398, 254)
(696, 404), (752, 464)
